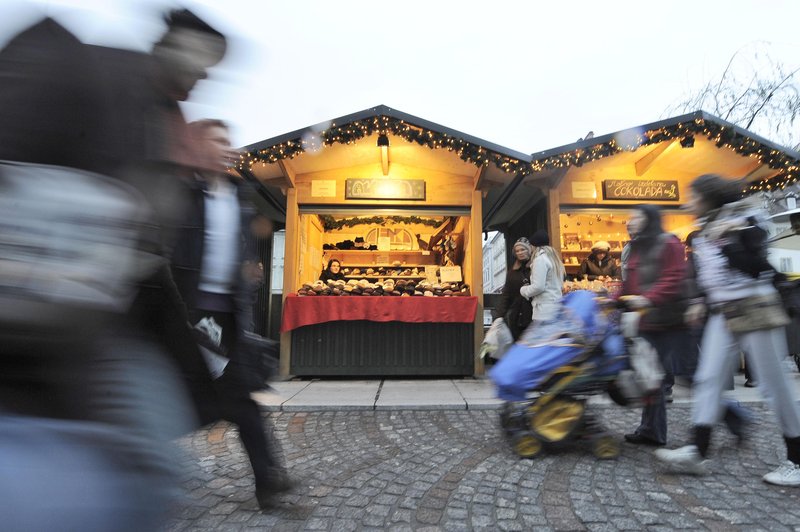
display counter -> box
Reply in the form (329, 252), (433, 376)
(281, 294), (478, 331)
(284, 295), (478, 377)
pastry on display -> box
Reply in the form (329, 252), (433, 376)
(296, 277), (472, 297)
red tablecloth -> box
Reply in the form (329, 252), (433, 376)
(280, 294), (478, 332)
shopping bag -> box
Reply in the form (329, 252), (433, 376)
(0, 161), (160, 333)
(236, 331), (279, 392)
(479, 318), (514, 360)
(619, 311), (664, 396)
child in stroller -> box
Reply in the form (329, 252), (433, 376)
(489, 290), (654, 459)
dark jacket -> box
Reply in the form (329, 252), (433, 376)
(495, 265), (533, 340)
(171, 177), (259, 324)
(623, 233), (687, 331)
(579, 253), (619, 280)
(319, 270), (346, 283)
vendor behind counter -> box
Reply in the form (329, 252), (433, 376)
(579, 240), (619, 281)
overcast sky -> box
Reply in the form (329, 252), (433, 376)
(3, 0), (800, 154)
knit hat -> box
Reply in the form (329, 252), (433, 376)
(591, 240), (611, 252)
(530, 230), (550, 247)
(512, 237), (533, 255)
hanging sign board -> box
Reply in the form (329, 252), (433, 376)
(345, 178), (425, 200)
(602, 179), (679, 201)
(571, 182), (597, 199)
(439, 266), (462, 283)
(311, 180), (337, 198)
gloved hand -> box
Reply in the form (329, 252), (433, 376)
(621, 295), (651, 309)
(684, 303), (706, 326)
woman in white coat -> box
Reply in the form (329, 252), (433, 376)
(520, 230), (565, 322)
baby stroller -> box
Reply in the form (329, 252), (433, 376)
(489, 290), (659, 460)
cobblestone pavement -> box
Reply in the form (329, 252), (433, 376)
(165, 404), (800, 531)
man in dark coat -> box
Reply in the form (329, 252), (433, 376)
(176, 119), (292, 508)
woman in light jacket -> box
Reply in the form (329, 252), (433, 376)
(520, 230), (565, 322)
(655, 174), (800, 486)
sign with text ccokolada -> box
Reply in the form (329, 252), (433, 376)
(602, 179), (680, 201)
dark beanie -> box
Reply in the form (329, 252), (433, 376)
(531, 230), (550, 247)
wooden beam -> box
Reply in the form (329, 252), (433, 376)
(472, 164), (488, 190)
(547, 187), (561, 257)
(732, 161), (771, 181)
(470, 190), (485, 377)
(546, 167), (569, 189)
(278, 159), (297, 188)
(634, 140), (675, 177)
(279, 187), (299, 377)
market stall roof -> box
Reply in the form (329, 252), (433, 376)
(238, 105), (531, 218)
(482, 111), (800, 231)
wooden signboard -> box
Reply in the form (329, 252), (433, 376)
(602, 179), (679, 201)
(345, 178), (425, 200)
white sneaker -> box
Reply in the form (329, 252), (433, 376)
(763, 461), (800, 486)
(653, 445), (710, 475)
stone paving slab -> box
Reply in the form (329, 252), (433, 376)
(252, 381), (312, 410)
(376, 379), (466, 410)
(453, 378), (505, 410)
(281, 380), (380, 411)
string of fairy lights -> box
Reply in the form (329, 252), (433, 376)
(531, 117), (800, 193)
(240, 115), (800, 193)
(238, 115), (531, 176)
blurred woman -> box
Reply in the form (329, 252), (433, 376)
(319, 259), (345, 283)
(655, 174), (800, 486)
(579, 240), (619, 280)
(619, 204), (687, 447)
(495, 237), (533, 340)
(520, 230), (565, 323)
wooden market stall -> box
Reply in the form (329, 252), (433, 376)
(240, 106), (531, 377)
(482, 111), (800, 282)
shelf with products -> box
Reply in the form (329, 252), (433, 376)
(323, 249), (437, 267)
(343, 275), (428, 280)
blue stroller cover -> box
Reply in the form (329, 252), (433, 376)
(489, 290), (626, 402)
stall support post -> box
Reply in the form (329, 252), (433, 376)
(280, 187), (300, 377)
(547, 187), (561, 260)
(471, 190), (485, 376)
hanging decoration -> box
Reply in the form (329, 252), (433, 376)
(239, 115), (530, 176)
(319, 214), (443, 231)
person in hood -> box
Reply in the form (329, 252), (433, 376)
(495, 237), (533, 340)
(579, 241), (619, 280)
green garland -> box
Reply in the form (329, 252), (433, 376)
(319, 214), (442, 231)
(240, 115), (530, 176)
